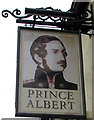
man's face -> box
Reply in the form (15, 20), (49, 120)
(43, 40), (67, 72)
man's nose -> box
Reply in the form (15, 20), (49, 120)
(58, 52), (65, 60)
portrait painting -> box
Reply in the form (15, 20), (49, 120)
(16, 27), (86, 119)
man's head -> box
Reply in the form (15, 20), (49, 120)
(30, 35), (67, 72)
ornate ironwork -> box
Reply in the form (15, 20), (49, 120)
(2, 7), (75, 20)
(2, 9), (31, 19)
(1, 5), (94, 35)
(80, 8), (92, 21)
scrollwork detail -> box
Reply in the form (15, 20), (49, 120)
(12, 9), (21, 16)
(38, 15), (49, 21)
(2, 10), (11, 18)
(81, 9), (92, 20)
(2, 9), (32, 19)
(49, 16), (62, 22)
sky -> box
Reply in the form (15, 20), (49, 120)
(0, 0), (73, 119)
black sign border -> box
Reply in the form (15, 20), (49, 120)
(15, 26), (86, 119)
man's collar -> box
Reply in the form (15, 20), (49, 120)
(37, 65), (62, 79)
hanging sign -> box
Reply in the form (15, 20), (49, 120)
(15, 26), (86, 119)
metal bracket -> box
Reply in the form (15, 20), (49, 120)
(2, 5), (94, 35)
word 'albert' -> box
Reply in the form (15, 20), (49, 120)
(26, 89), (75, 110)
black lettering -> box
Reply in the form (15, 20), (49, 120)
(27, 100), (34, 108)
(59, 92), (66, 99)
(60, 101), (67, 109)
(49, 91), (57, 99)
(68, 101), (75, 109)
(44, 100), (51, 108)
(52, 101), (58, 109)
(28, 89), (34, 97)
(68, 92), (74, 100)
(44, 90), (48, 98)
(36, 100), (42, 108)
(36, 90), (42, 98)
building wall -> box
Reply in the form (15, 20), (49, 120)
(92, 2), (94, 120)
(92, 35), (94, 120)
(81, 34), (92, 118)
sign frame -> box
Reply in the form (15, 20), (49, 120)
(15, 26), (86, 119)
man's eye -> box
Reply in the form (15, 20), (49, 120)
(54, 51), (58, 53)
(52, 49), (58, 54)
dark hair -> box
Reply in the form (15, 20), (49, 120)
(30, 35), (65, 64)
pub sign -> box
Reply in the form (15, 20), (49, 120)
(15, 27), (86, 119)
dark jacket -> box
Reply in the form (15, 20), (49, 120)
(23, 67), (78, 90)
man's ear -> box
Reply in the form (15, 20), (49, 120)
(34, 54), (42, 64)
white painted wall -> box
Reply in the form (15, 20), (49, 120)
(92, 35), (94, 120)
(81, 34), (92, 118)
